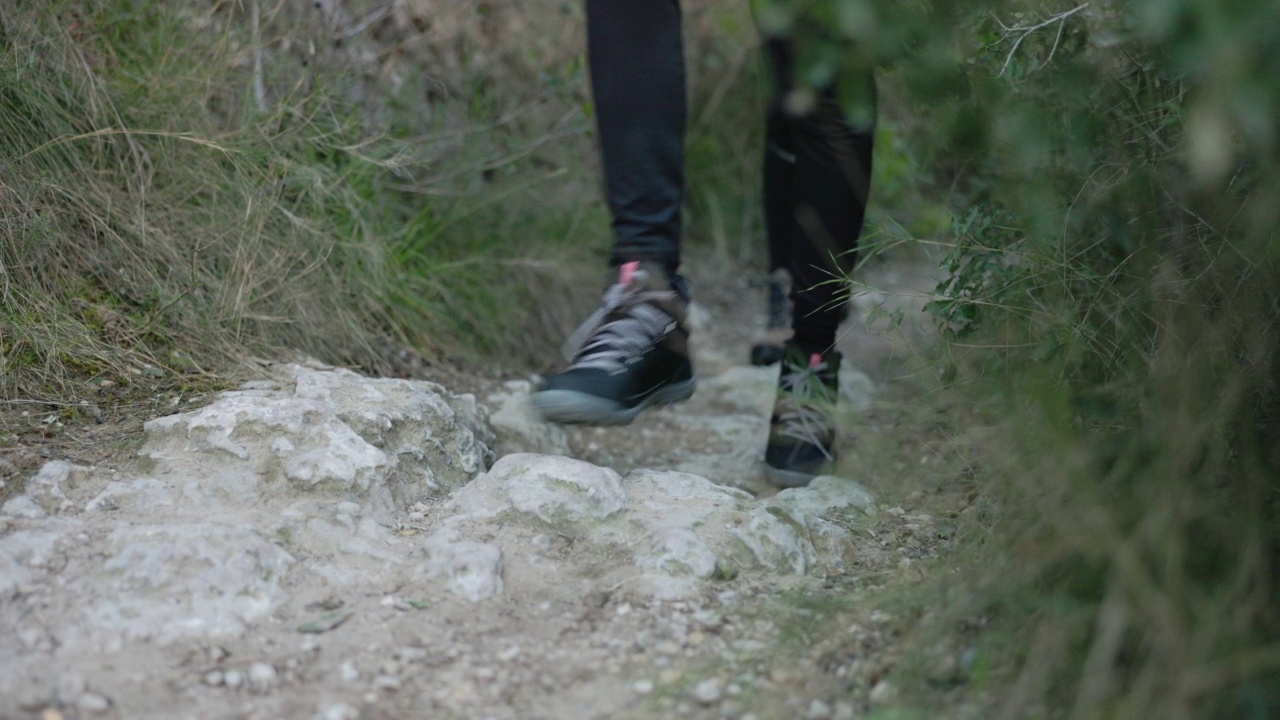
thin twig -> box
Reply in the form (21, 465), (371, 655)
(997, 4), (1089, 77)
(333, 2), (392, 40)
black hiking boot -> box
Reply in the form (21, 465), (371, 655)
(750, 268), (794, 367)
(531, 261), (695, 426)
(764, 342), (840, 488)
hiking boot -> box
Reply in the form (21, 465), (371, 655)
(750, 268), (793, 366)
(531, 261), (695, 426)
(764, 342), (840, 488)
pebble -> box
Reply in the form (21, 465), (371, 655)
(655, 640), (681, 656)
(203, 670), (225, 686)
(692, 678), (723, 705)
(317, 703), (359, 720)
(632, 680), (654, 695)
(833, 701), (857, 720)
(658, 669), (683, 685)
(76, 692), (111, 715)
(804, 699), (832, 719)
(869, 680), (897, 706)
(398, 646), (429, 663)
(339, 660), (360, 682)
(497, 645), (521, 662)
(248, 661), (278, 691)
(693, 610), (725, 631)
(374, 674), (401, 692)
(769, 667), (797, 684)
(223, 669), (244, 689)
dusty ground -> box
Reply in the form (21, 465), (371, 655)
(0, 248), (977, 720)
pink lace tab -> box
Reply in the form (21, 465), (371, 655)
(619, 261), (640, 284)
(809, 353), (823, 368)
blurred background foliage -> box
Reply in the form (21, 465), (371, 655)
(757, 0), (1280, 716)
(1, 0), (1276, 716)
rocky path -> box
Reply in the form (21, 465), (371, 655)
(0, 258), (942, 720)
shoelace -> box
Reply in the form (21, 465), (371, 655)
(775, 354), (836, 459)
(560, 273), (679, 373)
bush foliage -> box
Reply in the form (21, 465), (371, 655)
(760, 0), (1279, 715)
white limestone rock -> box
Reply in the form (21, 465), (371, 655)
(621, 470), (816, 581)
(449, 453), (626, 532)
(6, 461), (91, 516)
(0, 528), (65, 595)
(421, 530), (505, 602)
(138, 364), (493, 514)
(74, 523), (295, 644)
(484, 380), (572, 457)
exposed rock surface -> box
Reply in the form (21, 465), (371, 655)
(0, 348), (879, 719)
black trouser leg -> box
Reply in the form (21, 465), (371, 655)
(762, 39), (874, 354)
(586, 0), (686, 278)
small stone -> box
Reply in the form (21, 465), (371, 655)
(869, 680), (896, 706)
(616, 603), (633, 616)
(397, 646), (429, 663)
(18, 627), (49, 651)
(658, 669), (683, 685)
(804, 699), (833, 719)
(692, 678), (723, 705)
(833, 701), (857, 720)
(223, 669), (243, 689)
(726, 683), (742, 696)
(655, 640), (681, 656)
(632, 680), (654, 695)
(769, 667), (796, 684)
(248, 661), (278, 691)
(203, 670), (225, 686)
(693, 610), (724, 631)
(497, 645), (521, 662)
(374, 674), (400, 692)
(339, 660), (360, 682)
(687, 630), (706, 646)
(41, 710), (64, 720)
(318, 703), (359, 720)
(475, 667), (496, 682)
(76, 692), (111, 715)
(380, 660), (400, 675)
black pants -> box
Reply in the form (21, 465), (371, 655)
(585, 0), (874, 352)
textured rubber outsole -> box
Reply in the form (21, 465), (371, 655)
(750, 342), (785, 367)
(530, 379), (696, 426)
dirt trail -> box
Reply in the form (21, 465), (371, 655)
(0, 253), (945, 720)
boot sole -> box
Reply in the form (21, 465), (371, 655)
(531, 379), (696, 426)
